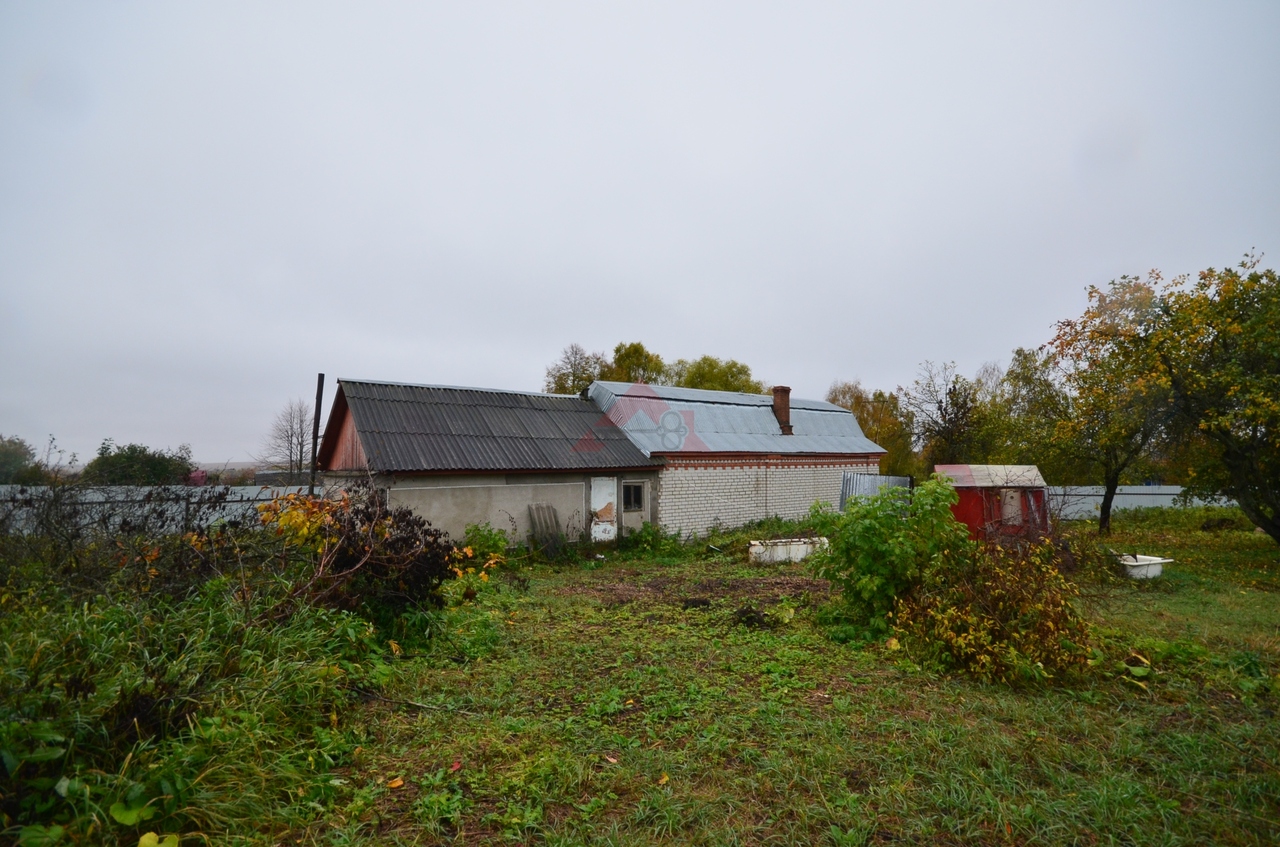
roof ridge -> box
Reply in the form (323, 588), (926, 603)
(591, 380), (843, 410)
(340, 378), (577, 399)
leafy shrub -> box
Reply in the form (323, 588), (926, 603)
(809, 476), (972, 635)
(463, 521), (511, 560)
(259, 486), (454, 621)
(618, 521), (684, 558)
(895, 541), (1093, 684)
(448, 544), (504, 604)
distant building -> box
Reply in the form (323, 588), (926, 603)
(317, 378), (885, 541)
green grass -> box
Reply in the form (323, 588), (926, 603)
(311, 508), (1280, 846)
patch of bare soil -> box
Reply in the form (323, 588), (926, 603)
(561, 582), (650, 607)
(681, 575), (831, 605)
(556, 569), (833, 608)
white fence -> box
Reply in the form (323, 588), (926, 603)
(1047, 486), (1232, 520)
(0, 485), (311, 534)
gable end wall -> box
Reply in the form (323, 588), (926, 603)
(327, 406), (367, 470)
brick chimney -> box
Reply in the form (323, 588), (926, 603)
(772, 386), (793, 435)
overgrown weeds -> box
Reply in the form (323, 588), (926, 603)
(0, 482), (454, 845)
(335, 523), (1278, 846)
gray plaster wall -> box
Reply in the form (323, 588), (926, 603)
(383, 471), (658, 544)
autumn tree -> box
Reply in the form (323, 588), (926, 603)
(826, 381), (918, 478)
(1048, 275), (1168, 533)
(544, 343), (610, 394)
(1152, 259), (1280, 544)
(256, 399), (314, 480)
(543, 344), (766, 394)
(666, 355), (765, 393)
(601, 342), (666, 384)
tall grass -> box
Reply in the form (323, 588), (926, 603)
(0, 484), (451, 845)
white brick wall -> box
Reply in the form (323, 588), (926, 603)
(656, 461), (878, 537)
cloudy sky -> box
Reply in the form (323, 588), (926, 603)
(2, 2), (1277, 464)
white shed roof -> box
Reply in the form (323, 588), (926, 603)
(935, 464), (1047, 488)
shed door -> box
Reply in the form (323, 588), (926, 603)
(590, 477), (618, 542)
(1000, 489), (1023, 525)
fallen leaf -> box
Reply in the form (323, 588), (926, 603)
(885, 637), (901, 651)
(605, 756), (618, 764)
(658, 773), (669, 785)
(387, 777), (404, 789)
(450, 760), (463, 772)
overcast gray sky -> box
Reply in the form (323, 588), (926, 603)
(2, 1), (1277, 464)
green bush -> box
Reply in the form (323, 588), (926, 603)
(808, 476), (972, 635)
(618, 522), (685, 558)
(463, 521), (511, 560)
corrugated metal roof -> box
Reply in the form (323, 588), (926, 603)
(587, 381), (885, 457)
(935, 465), (1047, 488)
(330, 379), (660, 473)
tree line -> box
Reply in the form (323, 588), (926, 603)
(0, 400), (315, 487)
(0, 437), (198, 486)
(544, 342), (767, 395)
(546, 257), (1279, 542)
(835, 258), (1278, 540)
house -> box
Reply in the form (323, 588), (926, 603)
(317, 378), (885, 541)
(587, 382), (884, 535)
(934, 464), (1050, 540)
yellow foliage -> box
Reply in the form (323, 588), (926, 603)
(897, 541), (1091, 685)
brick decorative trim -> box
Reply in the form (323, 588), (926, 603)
(659, 453), (883, 471)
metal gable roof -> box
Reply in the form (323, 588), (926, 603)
(324, 379), (660, 473)
(587, 381), (885, 457)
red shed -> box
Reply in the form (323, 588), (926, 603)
(934, 464), (1050, 541)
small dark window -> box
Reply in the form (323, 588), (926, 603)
(623, 482), (644, 512)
